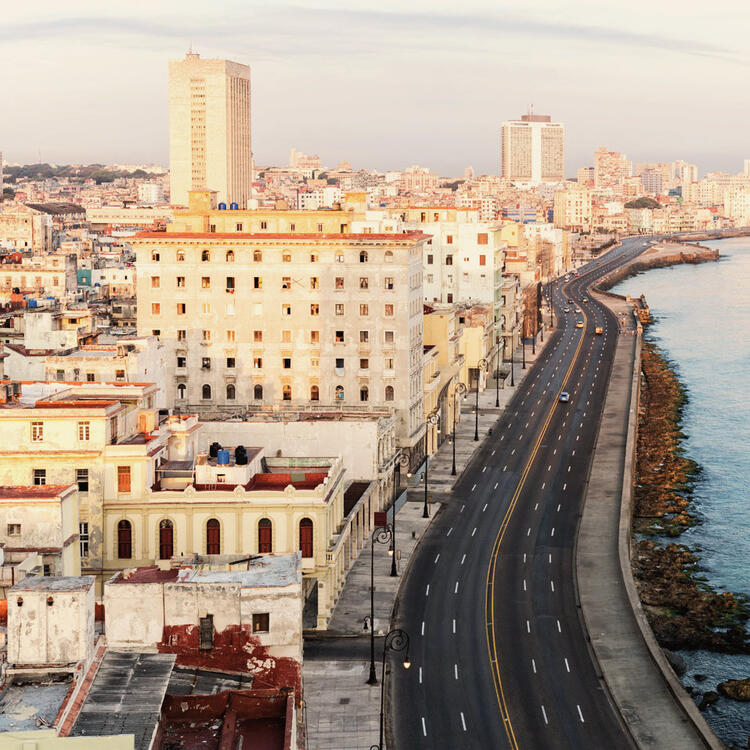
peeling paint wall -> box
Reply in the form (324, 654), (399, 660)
(103, 580), (164, 649)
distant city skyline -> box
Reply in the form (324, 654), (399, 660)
(1, 0), (749, 175)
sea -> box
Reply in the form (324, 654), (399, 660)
(613, 237), (750, 748)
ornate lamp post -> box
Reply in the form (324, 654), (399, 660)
(423, 412), (439, 518)
(390, 452), (410, 577)
(494, 333), (501, 408)
(522, 335), (526, 369)
(474, 358), (488, 441)
(509, 334), (515, 387)
(366, 524), (393, 685)
(451, 382), (467, 476)
(369, 629), (411, 750)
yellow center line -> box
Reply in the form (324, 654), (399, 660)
(485, 282), (588, 748)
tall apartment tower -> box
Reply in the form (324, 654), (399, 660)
(500, 113), (565, 185)
(169, 52), (252, 208)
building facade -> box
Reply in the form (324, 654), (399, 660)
(501, 114), (565, 185)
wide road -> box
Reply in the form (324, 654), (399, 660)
(392, 236), (653, 749)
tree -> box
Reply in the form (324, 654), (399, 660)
(625, 197), (660, 210)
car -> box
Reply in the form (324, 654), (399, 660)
(582, 297), (589, 302)
(567, 299), (573, 303)
(559, 392), (570, 403)
(563, 307), (570, 313)
(575, 308), (582, 313)
(595, 326), (603, 335)
(576, 321), (584, 328)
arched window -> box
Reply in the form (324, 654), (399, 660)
(385, 385), (394, 402)
(283, 385), (292, 401)
(335, 252), (344, 263)
(226, 383), (236, 400)
(202, 384), (212, 400)
(299, 518), (313, 558)
(360, 385), (369, 402)
(253, 250), (262, 262)
(151, 251), (160, 262)
(335, 385), (344, 401)
(282, 252), (291, 263)
(384, 250), (393, 263)
(253, 384), (263, 400)
(159, 519), (174, 560)
(258, 518), (272, 553)
(176, 250), (185, 262)
(310, 385), (319, 401)
(225, 250), (234, 262)
(201, 249), (210, 262)
(359, 250), (368, 263)
(117, 520), (132, 559)
(177, 383), (186, 400)
(206, 518), (220, 555)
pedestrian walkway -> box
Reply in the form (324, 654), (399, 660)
(302, 335), (551, 750)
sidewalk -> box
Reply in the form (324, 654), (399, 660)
(302, 335), (550, 750)
(577, 294), (719, 749)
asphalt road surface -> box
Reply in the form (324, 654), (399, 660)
(392, 237), (654, 749)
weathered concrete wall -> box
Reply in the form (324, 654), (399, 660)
(104, 580), (164, 649)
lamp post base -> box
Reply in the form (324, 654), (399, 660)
(367, 665), (378, 685)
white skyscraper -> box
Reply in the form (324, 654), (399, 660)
(500, 113), (565, 185)
(169, 52), (252, 208)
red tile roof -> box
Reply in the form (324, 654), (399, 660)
(0, 484), (74, 499)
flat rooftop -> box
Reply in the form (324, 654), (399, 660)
(0, 678), (72, 732)
(11, 575), (95, 592)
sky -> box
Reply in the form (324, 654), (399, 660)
(1, 0), (749, 177)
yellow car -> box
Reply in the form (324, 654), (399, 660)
(595, 327), (603, 335)
(576, 321), (584, 328)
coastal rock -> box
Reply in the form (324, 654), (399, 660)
(717, 678), (750, 702)
(698, 691), (719, 711)
(694, 674), (708, 682)
(663, 649), (687, 675)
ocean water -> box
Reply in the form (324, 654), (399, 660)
(614, 237), (750, 748)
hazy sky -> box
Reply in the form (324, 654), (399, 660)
(2, 0), (749, 176)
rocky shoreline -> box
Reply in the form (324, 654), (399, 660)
(632, 340), (750, 655)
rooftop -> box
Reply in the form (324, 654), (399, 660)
(0, 484), (75, 501)
(0, 678), (72, 732)
(11, 575), (95, 592)
(135, 231), (427, 242)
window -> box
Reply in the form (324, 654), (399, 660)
(360, 385), (369, 401)
(446, 254), (453, 265)
(384, 250), (393, 263)
(54, 368), (65, 382)
(159, 519), (174, 559)
(359, 277), (369, 289)
(282, 304), (292, 316)
(226, 276), (235, 292)
(258, 518), (272, 553)
(335, 385), (344, 400)
(201, 276), (210, 289)
(299, 518), (313, 557)
(226, 329), (235, 342)
(177, 303), (186, 315)
(202, 384), (212, 400)
(447, 293), (453, 303)
(310, 277), (319, 289)
(477, 232), (489, 245)
(117, 520), (132, 559)
(385, 331), (395, 343)
(360, 358), (369, 369)
(152, 330), (161, 338)
(384, 277), (394, 290)
(177, 329), (186, 342)
(115, 369), (125, 382)
(176, 276), (185, 287)
(310, 330), (320, 343)
(252, 613), (270, 633)
(335, 358), (344, 369)
(335, 303), (344, 316)
(281, 330), (292, 343)
(479, 254), (487, 266)
(282, 277), (291, 289)
(335, 330), (344, 343)
(385, 385), (395, 401)
(31, 422), (44, 442)
(151, 303), (161, 315)
(8, 523), (21, 536)
(359, 250), (368, 263)
(253, 250), (263, 261)
(310, 385), (319, 401)
(335, 277), (344, 289)
(289, 223), (296, 232)
(227, 248), (236, 261)
(117, 466), (131, 493)
(177, 383), (186, 400)
(200, 357), (210, 371)
(254, 357), (263, 369)
(360, 330), (369, 343)
(254, 276), (262, 289)
(201, 250), (210, 262)
(177, 250), (185, 262)
(310, 253), (319, 263)
(86, 372), (96, 382)
(335, 252), (344, 263)
(360, 304), (369, 316)
(151, 276), (160, 288)
(283, 357), (291, 369)
(427, 254), (433, 265)
(426, 274), (433, 283)
(79, 522), (89, 557)
(283, 252), (291, 263)
(317, 223), (324, 232)
(77, 421), (90, 441)
(226, 357), (236, 369)
(254, 384), (263, 400)
(206, 519), (221, 554)
(200, 614), (214, 650)
(282, 385), (292, 401)
(385, 357), (394, 370)
(152, 251), (160, 261)
(447, 235), (454, 245)
(310, 303), (319, 316)
(77, 468), (89, 492)
(385, 304), (394, 316)
(224, 383), (235, 400)
(254, 330), (263, 342)
(311, 358), (320, 368)
(202, 330), (211, 342)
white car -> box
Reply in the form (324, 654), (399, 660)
(559, 392), (570, 403)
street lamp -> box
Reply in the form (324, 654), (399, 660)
(369, 628), (411, 750)
(451, 382), (467, 476)
(390, 452), (410, 577)
(474, 358), (488, 441)
(367, 524), (393, 685)
(494, 333), (501, 408)
(509, 334), (515, 387)
(521, 335), (526, 370)
(423, 412), (439, 518)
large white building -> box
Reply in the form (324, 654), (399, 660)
(169, 52), (252, 209)
(500, 113), (565, 185)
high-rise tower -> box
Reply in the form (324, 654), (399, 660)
(169, 52), (252, 208)
(500, 112), (564, 185)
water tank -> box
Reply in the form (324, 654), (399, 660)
(209, 442), (222, 459)
(218, 202), (227, 210)
(217, 449), (230, 465)
(235, 445), (247, 465)
(230, 202), (239, 211)
(28, 299), (37, 308)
